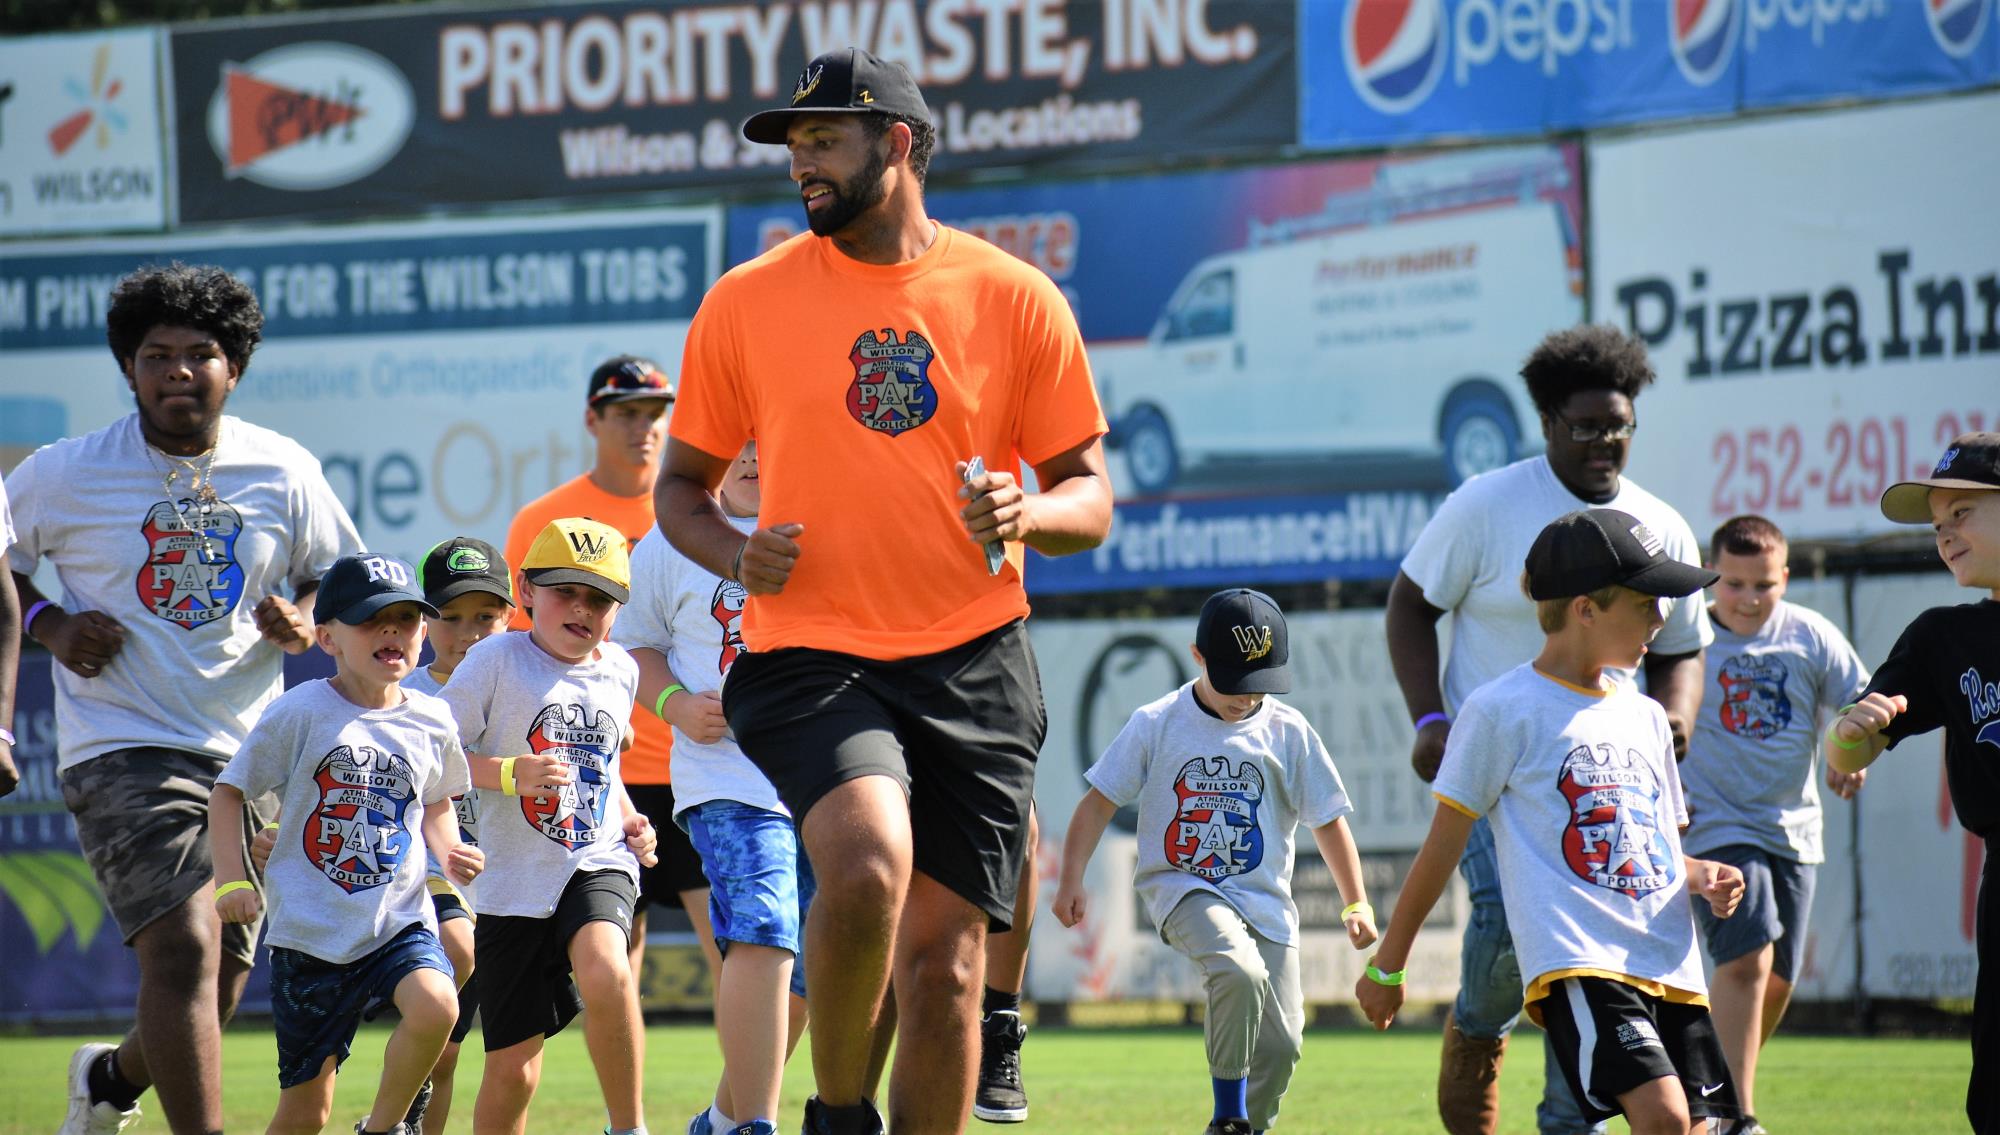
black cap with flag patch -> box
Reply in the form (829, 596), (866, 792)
(1881, 432), (2000, 524)
(1525, 509), (1719, 600)
(742, 48), (931, 144)
(1195, 588), (1291, 696)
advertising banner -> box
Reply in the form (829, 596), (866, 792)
(167, 0), (1295, 224)
(0, 29), (168, 236)
(1026, 610), (1467, 1003)
(732, 143), (1585, 593)
(1299, 0), (2000, 149)
(0, 207), (719, 570)
(1592, 94), (2000, 543)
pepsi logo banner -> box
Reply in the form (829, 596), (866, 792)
(1303, 0), (1999, 149)
(169, 0), (1295, 224)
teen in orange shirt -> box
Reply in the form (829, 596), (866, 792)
(657, 50), (1111, 1135)
(504, 357), (720, 988)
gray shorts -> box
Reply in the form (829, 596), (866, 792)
(59, 746), (266, 965)
(1691, 843), (1816, 982)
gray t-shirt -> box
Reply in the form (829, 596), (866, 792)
(1434, 663), (1704, 1006)
(5, 414), (361, 770)
(1400, 456), (1713, 715)
(1682, 602), (1870, 863)
(217, 680), (469, 964)
(441, 631), (640, 918)
(1086, 683), (1352, 947)
(405, 666), (483, 895)
(615, 517), (779, 819)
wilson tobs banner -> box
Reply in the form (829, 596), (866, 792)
(169, 0), (1296, 223)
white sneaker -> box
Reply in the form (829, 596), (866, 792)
(59, 1042), (141, 1135)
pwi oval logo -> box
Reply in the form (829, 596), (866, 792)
(1344, 0), (1447, 115)
(205, 42), (413, 190)
(1924, 0), (1990, 57)
(1667, 0), (1739, 87)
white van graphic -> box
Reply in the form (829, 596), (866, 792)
(1100, 151), (1582, 496)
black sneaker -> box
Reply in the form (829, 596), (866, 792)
(1203, 1120), (1253, 1135)
(400, 1078), (432, 1133)
(972, 1009), (1028, 1123)
(802, 1096), (884, 1135)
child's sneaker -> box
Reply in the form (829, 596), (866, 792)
(401, 1078), (433, 1133)
(728, 1124), (779, 1135)
(353, 1122), (412, 1135)
(972, 1009), (1029, 1123)
(687, 1109), (714, 1135)
(1203, 1121), (1253, 1135)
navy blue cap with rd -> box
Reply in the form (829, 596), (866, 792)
(318, 553), (438, 625)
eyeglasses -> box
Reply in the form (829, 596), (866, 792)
(1550, 413), (1638, 444)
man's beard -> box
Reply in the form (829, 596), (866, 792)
(804, 144), (888, 237)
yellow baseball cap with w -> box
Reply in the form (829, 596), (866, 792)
(521, 517), (631, 604)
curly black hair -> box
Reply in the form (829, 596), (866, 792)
(1520, 324), (1655, 418)
(861, 110), (935, 188)
(105, 263), (264, 375)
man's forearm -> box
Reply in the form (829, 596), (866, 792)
(655, 473), (746, 580)
(1023, 473), (1113, 556)
(1384, 574), (1447, 719)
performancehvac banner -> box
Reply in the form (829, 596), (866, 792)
(166, 0), (1295, 223)
(1300, 0), (2000, 149)
(0, 206), (719, 570)
(1025, 610), (1467, 1004)
(1592, 93), (2000, 543)
(0, 29), (168, 236)
(731, 143), (1585, 593)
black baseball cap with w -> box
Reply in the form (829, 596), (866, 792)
(1196, 588), (1291, 695)
(742, 48), (931, 144)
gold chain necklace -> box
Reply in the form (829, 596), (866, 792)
(145, 440), (221, 564)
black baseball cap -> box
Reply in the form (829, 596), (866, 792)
(586, 355), (674, 409)
(1195, 588), (1291, 695)
(1525, 509), (1719, 601)
(1881, 432), (2000, 524)
(419, 537), (515, 609)
(742, 48), (931, 145)
(318, 553), (439, 626)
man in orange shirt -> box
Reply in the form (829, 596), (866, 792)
(657, 49), (1112, 1135)
(505, 356), (720, 988)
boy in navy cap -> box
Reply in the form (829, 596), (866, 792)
(1052, 588), (1376, 1135)
(1359, 510), (1750, 1135)
(209, 552), (482, 1135)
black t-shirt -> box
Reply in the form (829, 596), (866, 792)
(1864, 599), (2000, 838)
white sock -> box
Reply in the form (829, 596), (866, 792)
(709, 1105), (736, 1133)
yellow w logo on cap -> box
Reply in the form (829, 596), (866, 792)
(567, 530), (611, 561)
(791, 64), (823, 104)
(1231, 625), (1272, 662)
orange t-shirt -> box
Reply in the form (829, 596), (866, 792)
(504, 474), (672, 785)
(671, 226), (1106, 661)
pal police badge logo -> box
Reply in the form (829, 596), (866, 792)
(1718, 654), (1792, 740)
(1165, 755), (1265, 881)
(710, 577), (748, 674)
(304, 744), (417, 894)
(1558, 742), (1677, 898)
(846, 328), (938, 436)
(523, 703), (618, 849)
(136, 499), (246, 630)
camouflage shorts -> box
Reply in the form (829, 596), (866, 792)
(59, 746), (266, 965)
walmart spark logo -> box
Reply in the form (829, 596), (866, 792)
(48, 42), (129, 157)
(0, 851), (109, 954)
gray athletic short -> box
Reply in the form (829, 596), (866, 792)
(59, 746), (266, 965)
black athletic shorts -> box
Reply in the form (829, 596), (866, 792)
(1537, 975), (1742, 1127)
(473, 868), (636, 1051)
(628, 782), (709, 904)
(722, 619), (1046, 930)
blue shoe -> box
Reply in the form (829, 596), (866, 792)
(687, 1111), (714, 1135)
(728, 1124), (779, 1135)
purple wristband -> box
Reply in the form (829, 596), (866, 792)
(1414, 712), (1449, 731)
(23, 599), (53, 636)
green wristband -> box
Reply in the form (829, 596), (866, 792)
(654, 683), (685, 719)
(1828, 723), (1866, 751)
(1364, 960), (1405, 986)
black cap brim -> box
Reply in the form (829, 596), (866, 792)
(742, 106), (875, 144)
(523, 567), (630, 605)
(1209, 665), (1291, 696)
(1620, 559), (1721, 599)
(1882, 478), (1998, 524)
(332, 593), (439, 626)
(426, 578), (516, 609)
(589, 390), (674, 408)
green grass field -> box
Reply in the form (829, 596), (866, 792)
(0, 1022), (1968, 1134)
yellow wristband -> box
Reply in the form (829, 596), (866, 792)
(500, 756), (518, 796)
(1363, 960), (1406, 986)
(653, 684), (685, 719)
(263, 820), (280, 831)
(1341, 900), (1375, 924)
(213, 879), (254, 902)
